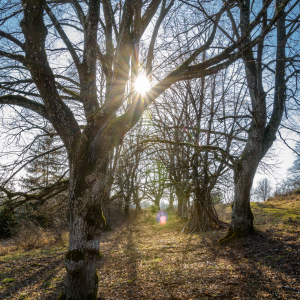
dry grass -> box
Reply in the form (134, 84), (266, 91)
(13, 220), (68, 250)
(0, 198), (299, 299)
(0, 241), (17, 257)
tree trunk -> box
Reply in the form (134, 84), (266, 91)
(219, 126), (264, 243)
(177, 192), (183, 216)
(185, 186), (225, 232)
(231, 167), (255, 236)
(154, 196), (161, 210)
(182, 196), (188, 218)
(219, 0), (287, 244)
(64, 161), (106, 300)
(169, 191), (174, 210)
(124, 196), (130, 216)
(135, 200), (142, 211)
(176, 189), (187, 218)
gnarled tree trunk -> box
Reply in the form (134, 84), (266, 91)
(185, 153), (226, 232)
(187, 187), (225, 232)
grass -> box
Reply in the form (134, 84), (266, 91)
(2, 278), (16, 284)
(0, 196), (299, 299)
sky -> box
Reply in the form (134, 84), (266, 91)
(253, 130), (297, 190)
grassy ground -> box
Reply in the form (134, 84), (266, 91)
(0, 195), (299, 299)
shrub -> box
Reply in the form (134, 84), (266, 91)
(13, 219), (54, 250)
(150, 204), (159, 213)
(0, 208), (18, 239)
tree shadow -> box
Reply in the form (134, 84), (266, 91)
(95, 212), (299, 299)
(0, 254), (64, 299)
(219, 229), (300, 299)
(97, 222), (140, 299)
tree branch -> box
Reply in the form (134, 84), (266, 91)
(21, 0), (81, 151)
(45, 4), (81, 69)
(0, 95), (50, 120)
(0, 30), (25, 50)
(0, 49), (25, 64)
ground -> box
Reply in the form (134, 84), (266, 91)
(0, 195), (299, 299)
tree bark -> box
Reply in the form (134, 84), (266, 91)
(3, 0), (289, 296)
(187, 189), (225, 232)
(154, 196), (161, 210)
(64, 158), (106, 300)
(219, 149), (260, 243)
(176, 189), (186, 217)
(231, 166), (255, 236)
(135, 200), (142, 211)
(124, 196), (130, 216)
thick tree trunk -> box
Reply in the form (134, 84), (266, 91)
(177, 192), (183, 216)
(64, 161), (107, 300)
(219, 126), (264, 243)
(219, 162), (257, 244)
(231, 168), (255, 236)
(220, 0), (288, 244)
(169, 192), (174, 210)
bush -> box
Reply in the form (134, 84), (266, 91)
(150, 204), (159, 213)
(0, 208), (18, 239)
(14, 219), (55, 250)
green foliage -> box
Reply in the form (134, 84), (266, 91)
(150, 204), (159, 213)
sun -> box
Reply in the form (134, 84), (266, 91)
(134, 74), (151, 94)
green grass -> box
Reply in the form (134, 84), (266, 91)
(1, 245), (66, 262)
(2, 278), (16, 284)
(250, 196), (300, 225)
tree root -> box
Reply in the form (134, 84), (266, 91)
(219, 226), (256, 245)
(218, 230), (236, 245)
(57, 292), (66, 300)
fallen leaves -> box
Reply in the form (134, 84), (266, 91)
(0, 199), (299, 299)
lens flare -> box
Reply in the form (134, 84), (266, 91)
(156, 210), (168, 226)
(134, 75), (151, 94)
(160, 215), (167, 226)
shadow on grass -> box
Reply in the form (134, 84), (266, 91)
(0, 254), (64, 300)
(217, 229), (300, 299)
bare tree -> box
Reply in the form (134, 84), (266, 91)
(144, 162), (168, 210)
(220, 0), (300, 244)
(0, 0), (293, 298)
(254, 178), (273, 202)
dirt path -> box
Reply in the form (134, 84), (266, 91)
(97, 212), (300, 299)
(0, 210), (299, 299)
